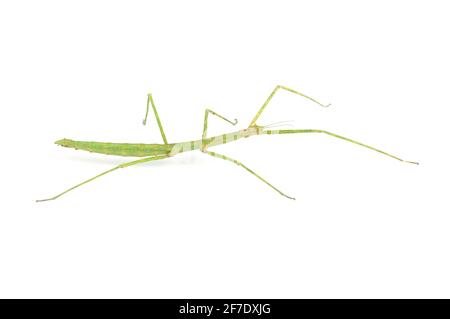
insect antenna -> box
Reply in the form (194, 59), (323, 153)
(262, 120), (295, 130)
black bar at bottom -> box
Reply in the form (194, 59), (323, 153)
(1, 299), (448, 317)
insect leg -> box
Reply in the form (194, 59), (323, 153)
(249, 85), (330, 127)
(202, 150), (295, 200)
(36, 154), (170, 202)
(143, 93), (169, 144)
(264, 129), (419, 164)
(202, 108), (237, 149)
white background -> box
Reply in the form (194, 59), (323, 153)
(1, 0), (449, 298)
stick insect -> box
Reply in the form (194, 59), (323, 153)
(36, 85), (418, 202)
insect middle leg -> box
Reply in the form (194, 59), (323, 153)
(249, 85), (330, 127)
(201, 108), (237, 149)
(202, 150), (295, 200)
(199, 108), (293, 199)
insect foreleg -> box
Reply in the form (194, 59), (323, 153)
(264, 129), (419, 164)
(249, 85), (330, 127)
(36, 155), (170, 202)
(143, 93), (169, 144)
(202, 150), (295, 200)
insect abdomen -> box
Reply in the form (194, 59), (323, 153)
(55, 139), (172, 157)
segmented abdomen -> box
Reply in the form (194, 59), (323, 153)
(55, 139), (173, 157)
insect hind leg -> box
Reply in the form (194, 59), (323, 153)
(143, 93), (169, 144)
(36, 155), (169, 202)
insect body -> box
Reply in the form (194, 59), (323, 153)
(37, 85), (418, 202)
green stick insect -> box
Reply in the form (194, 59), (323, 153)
(37, 85), (418, 202)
